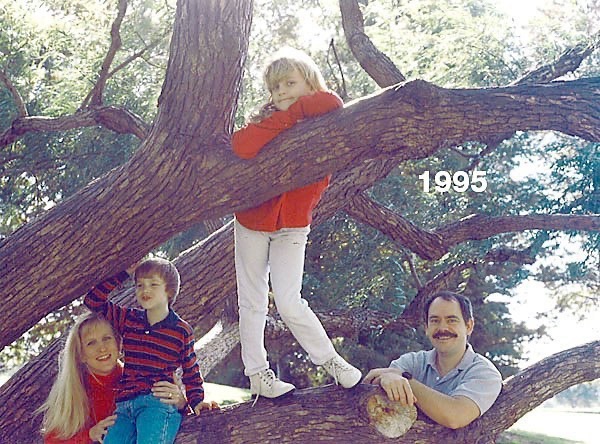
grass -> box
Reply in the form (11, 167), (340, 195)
(498, 430), (579, 444)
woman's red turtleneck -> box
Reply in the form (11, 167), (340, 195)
(44, 364), (122, 444)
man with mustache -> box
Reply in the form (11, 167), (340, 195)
(363, 291), (502, 429)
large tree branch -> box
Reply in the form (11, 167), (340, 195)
(2, 76), (600, 349)
(339, 0), (405, 88)
(174, 341), (600, 443)
(346, 193), (600, 260)
(82, 0), (128, 107)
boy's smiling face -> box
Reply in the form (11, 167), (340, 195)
(271, 68), (314, 111)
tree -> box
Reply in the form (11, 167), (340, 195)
(1, 0), (599, 442)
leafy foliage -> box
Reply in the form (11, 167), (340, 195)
(0, 0), (597, 391)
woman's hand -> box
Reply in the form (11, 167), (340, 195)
(152, 380), (187, 410)
(88, 414), (117, 443)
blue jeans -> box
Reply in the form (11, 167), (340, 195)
(103, 393), (182, 444)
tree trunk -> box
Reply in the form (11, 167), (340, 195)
(1, 0), (599, 442)
(2, 76), (600, 349)
(173, 341), (600, 443)
(4, 340), (597, 443)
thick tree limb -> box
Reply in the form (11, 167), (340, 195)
(0, 106), (150, 147)
(346, 194), (600, 260)
(173, 341), (600, 443)
(339, 0), (405, 87)
(0, 70), (27, 117)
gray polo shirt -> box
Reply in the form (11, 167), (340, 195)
(389, 344), (502, 415)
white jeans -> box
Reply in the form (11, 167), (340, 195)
(234, 220), (336, 376)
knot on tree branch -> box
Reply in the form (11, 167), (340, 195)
(366, 393), (417, 438)
(393, 79), (444, 109)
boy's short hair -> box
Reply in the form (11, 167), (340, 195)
(134, 258), (181, 305)
(423, 290), (474, 325)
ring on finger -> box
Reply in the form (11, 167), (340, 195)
(169, 392), (173, 398)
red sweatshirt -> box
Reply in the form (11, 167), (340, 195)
(232, 90), (343, 232)
(44, 365), (122, 444)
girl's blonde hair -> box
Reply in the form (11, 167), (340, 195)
(251, 47), (328, 123)
(37, 312), (117, 439)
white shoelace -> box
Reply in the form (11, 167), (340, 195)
(324, 358), (352, 385)
(251, 369), (275, 406)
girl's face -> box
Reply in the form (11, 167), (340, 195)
(80, 321), (119, 376)
(271, 68), (314, 111)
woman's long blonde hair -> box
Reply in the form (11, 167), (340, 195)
(250, 47), (329, 123)
(36, 312), (116, 439)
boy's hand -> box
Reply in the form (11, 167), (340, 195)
(125, 262), (140, 277)
(194, 400), (220, 415)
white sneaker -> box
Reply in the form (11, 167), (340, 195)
(249, 369), (295, 404)
(322, 355), (362, 389)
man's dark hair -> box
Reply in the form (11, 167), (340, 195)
(423, 290), (473, 324)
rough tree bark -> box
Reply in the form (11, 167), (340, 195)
(2, 75), (600, 349)
(176, 340), (600, 443)
(1, 0), (599, 442)
(2, 0), (599, 349)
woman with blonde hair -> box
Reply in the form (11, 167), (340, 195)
(38, 311), (186, 443)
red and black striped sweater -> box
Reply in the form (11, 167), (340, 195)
(84, 271), (204, 411)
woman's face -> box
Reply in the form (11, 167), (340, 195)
(79, 321), (120, 376)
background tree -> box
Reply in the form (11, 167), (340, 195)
(0, 0), (598, 442)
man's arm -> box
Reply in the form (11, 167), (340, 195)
(365, 367), (481, 429)
(408, 379), (481, 429)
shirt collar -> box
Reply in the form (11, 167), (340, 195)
(426, 343), (475, 373)
(142, 308), (179, 329)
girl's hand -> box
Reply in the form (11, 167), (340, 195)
(89, 415), (117, 443)
(194, 400), (220, 415)
(152, 380), (187, 410)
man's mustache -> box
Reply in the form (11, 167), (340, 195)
(433, 331), (458, 339)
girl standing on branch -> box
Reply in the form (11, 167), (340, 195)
(232, 47), (362, 401)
